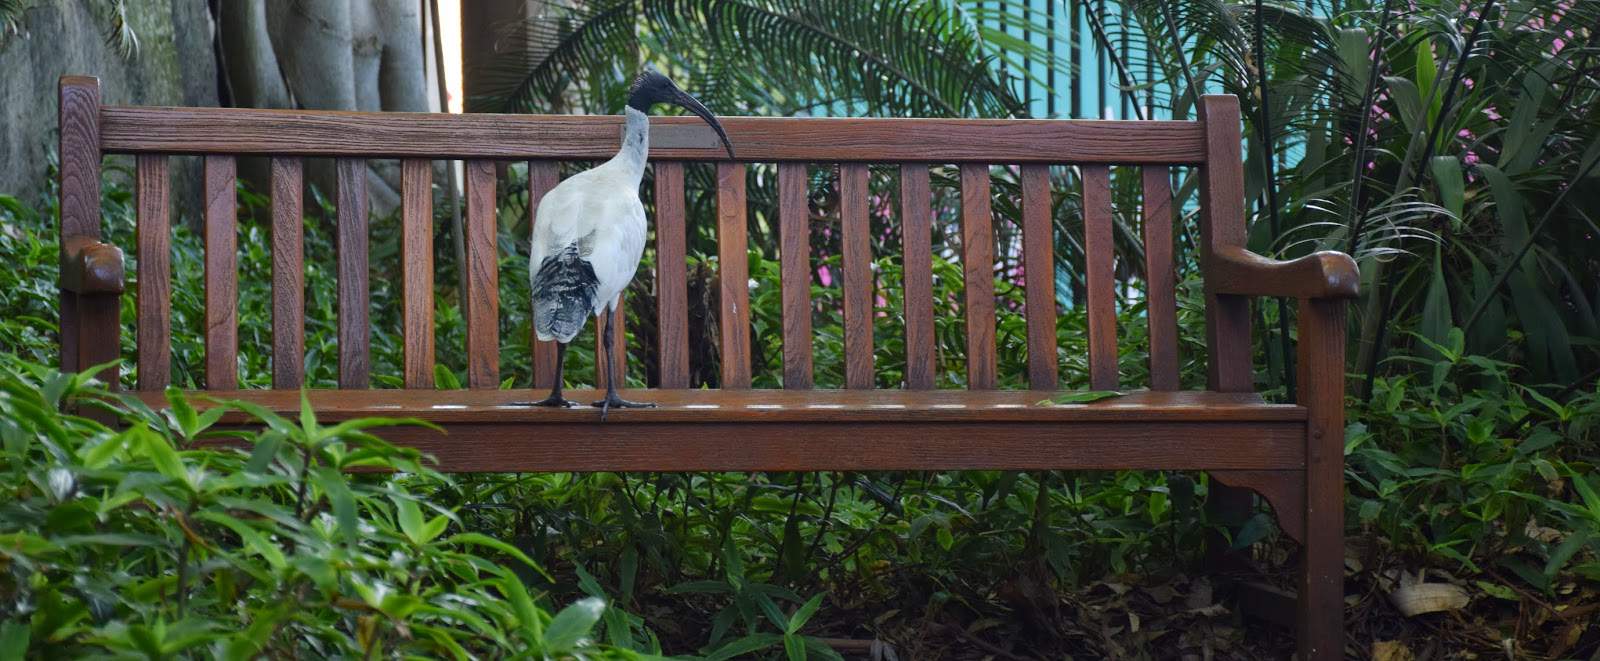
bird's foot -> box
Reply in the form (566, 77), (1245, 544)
(590, 396), (657, 409)
(591, 394), (656, 423)
(512, 395), (582, 408)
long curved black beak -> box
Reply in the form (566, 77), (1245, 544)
(671, 90), (736, 159)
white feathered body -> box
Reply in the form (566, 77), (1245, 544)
(530, 108), (651, 343)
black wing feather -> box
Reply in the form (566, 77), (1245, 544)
(533, 242), (598, 343)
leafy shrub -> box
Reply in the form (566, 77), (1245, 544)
(0, 354), (654, 658)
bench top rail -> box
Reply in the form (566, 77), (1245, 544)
(97, 105), (1207, 164)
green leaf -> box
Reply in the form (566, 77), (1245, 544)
(803, 635), (848, 661)
(311, 467), (358, 544)
(197, 511), (286, 570)
(1564, 466), (1600, 524)
(1231, 512), (1274, 550)
(754, 591), (789, 632)
(166, 386), (199, 437)
(784, 633), (806, 661)
(543, 597), (605, 652)
(445, 533), (545, 575)
(1430, 156), (1464, 221)
(1418, 248), (1453, 360)
(786, 593), (825, 634)
(1041, 390), (1123, 405)
(1544, 530), (1590, 578)
(1474, 580), (1518, 601)
(705, 633), (783, 661)
(393, 494), (425, 544)
(434, 364), (461, 390)
(0, 620), (29, 659)
(138, 427), (189, 486)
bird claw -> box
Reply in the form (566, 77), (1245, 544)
(590, 397), (656, 409)
(514, 396), (582, 408)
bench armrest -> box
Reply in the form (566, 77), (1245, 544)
(61, 236), (125, 294)
(1205, 246), (1358, 299)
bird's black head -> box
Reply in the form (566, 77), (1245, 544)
(626, 70), (735, 158)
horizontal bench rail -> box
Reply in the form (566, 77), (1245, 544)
(97, 106), (1207, 164)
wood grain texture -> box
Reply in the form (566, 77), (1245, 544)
(900, 165), (936, 390)
(140, 388), (1305, 423)
(1199, 95), (1253, 393)
(1020, 164), (1058, 390)
(959, 165), (997, 389)
(1297, 298), (1348, 660)
(136, 155), (170, 391)
(840, 163), (874, 389)
(464, 160), (498, 388)
(400, 159), (434, 388)
(1082, 165), (1118, 390)
(336, 158), (370, 388)
(271, 158), (305, 389)
(302, 421), (1306, 472)
(528, 161), (561, 389)
(204, 155), (238, 390)
(596, 300), (626, 389)
(1210, 470), (1305, 545)
(59, 76), (101, 375)
(717, 163), (751, 388)
(100, 107), (1207, 164)
(778, 162), (812, 389)
(1142, 166), (1179, 391)
(58, 77), (101, 241)
(1205, 246), (1360, 299)
(653, 162), (690, 388)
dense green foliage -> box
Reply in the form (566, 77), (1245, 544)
(0, 355), (654, 657)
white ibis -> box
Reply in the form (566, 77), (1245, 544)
(522, 71), (735, 414)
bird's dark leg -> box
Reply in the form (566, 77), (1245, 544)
(523, 342), (580, 407)
(593, 309), (655, 418)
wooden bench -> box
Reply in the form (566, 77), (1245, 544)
(55, 75), (1357, 658)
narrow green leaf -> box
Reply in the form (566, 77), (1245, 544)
(787, 593), (825, 634)
(543, 597), (605, 652)
(1040, 390), (1123, 405)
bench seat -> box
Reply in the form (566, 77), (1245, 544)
(135, 389), (1308, 473)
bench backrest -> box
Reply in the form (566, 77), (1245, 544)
(57, 76), (1253, 394)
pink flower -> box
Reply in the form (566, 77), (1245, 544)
(818, 265), (832, 287)
(1464, 151), (1480, 165)
(1484, 106), (1502, 121)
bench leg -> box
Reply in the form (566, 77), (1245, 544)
(1296, 298), (1346, 660)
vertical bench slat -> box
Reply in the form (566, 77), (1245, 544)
(717, 162), (751, 389)
(204, 155), (239, 390)
(959, 164), (997, 390)
(595, 300), (626, 389)
(271, 157), (304, 389)
(136, 155), (170, 391)
(464, 159), (498, 388)
(1020, 164), (1058, 390)
(778, 162), (812, 389)
(840, 163), (874, 389)
(653, 162), (691, 388)
(335, 158), (370, 388)
(528, 161), (561, 389)
(400, 159), (434, 388)
(1142, 166), (1179, 391)
(900, 165), (935, 390)
(1200, 95), (1253, 392)
(1083, 164), (1118, 390)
